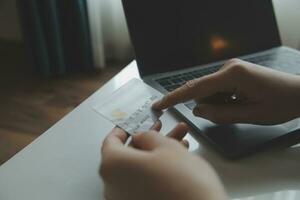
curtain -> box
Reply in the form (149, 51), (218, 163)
(0, 0), (22, 41)
(87, 0), (133, 69)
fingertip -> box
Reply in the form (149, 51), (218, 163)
(153, 94), (171, 110)
(152, 100), (162, 110)
(178, 122), (189, 131)
(181, 139), (190, 149)
(176, 122), (190, 134)
(150, 120), (162, 131)
(110, 127), (128, 142)
(110, 127), (126, 134)
(102, 128), (129, 153)
(167, 122), (190, 141)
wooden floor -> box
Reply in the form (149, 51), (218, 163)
(0, 41), (125, 164)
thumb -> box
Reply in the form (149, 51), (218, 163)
(132, 131), (169, 151)
(193, 104), (255, 124)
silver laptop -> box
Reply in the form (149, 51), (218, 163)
(122, 0), (300, 158)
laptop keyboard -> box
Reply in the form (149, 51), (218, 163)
(244, 50), (300, 73)
(155, 50), (300, 110)
(156, 65), (220, 92)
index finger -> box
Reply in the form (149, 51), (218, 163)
(152, 72), (227, 110)
(101, 127), (129, 154)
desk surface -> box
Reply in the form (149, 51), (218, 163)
(1, 61), (300, 200)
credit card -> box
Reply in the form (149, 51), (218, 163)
(94, 78), (164, 135)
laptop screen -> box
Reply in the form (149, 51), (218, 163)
(122, 0), (281, 76)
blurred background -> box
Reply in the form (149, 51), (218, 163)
(0, 0), (300, 164)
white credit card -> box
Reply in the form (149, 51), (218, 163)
(94, 78), (164, 135)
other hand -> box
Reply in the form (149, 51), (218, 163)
(153, 59), (300, 124)
(100, 122), (227, 200)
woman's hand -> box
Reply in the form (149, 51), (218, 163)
(100, 123), (227, 200)
(153, 59), (300, 125)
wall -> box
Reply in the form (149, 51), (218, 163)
(273, 0), (300, 49)
(0, 0), (300, 47)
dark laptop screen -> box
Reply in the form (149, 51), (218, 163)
(122, 0), (281, 76)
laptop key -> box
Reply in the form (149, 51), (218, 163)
(165, 86), (174, 91)
(181, 76), (190, 81)
(186, 75), (194, 80)
(170, 78), (182, 84)
(157, 77), (170, 82)
(158, 79), (171, 86)
(157, 65), (223, 92)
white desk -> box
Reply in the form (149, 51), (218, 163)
(1, 61), (300, 200)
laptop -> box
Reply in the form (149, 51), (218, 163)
(122, 0), (300, 158)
